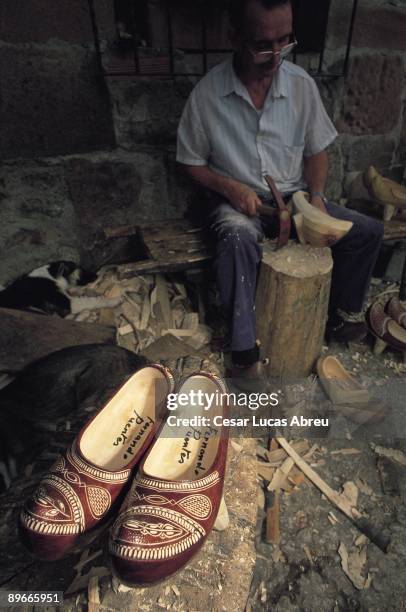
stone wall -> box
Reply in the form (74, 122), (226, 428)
(322, 0), (406, 198)
(0, 0), (406, 282)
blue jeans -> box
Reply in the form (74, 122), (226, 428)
(209, 199), (384, 352)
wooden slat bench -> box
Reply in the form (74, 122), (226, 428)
(104, 215), (406, 292)
(104, 219), (212, 278)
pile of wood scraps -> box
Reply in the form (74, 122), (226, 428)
(69, 269), (214, 360)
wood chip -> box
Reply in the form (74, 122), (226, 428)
(257, 464), (275, 482)
(265, 489), (280, 544)
(342, 481), (359, 508)
(171, 585), (180, 597)
(372, 444), (406, 466)
(268, 457), (295, 491)
(257, 440), (309, 464)
(328, 511), (340, 525)
(88, 576), (100, 612)
(155, 275), (173, 329)
(354, 479), (373, 497)
(338, 542), (371, 590)
(118, 323), (133, 336)
(139, 294), (151, 330)
(182, 312), (199, 330)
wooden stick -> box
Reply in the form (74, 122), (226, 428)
(265, 489), (280, 544)
(276, 437), (390, 552)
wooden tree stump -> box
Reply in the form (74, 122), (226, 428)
(256, 241), (333, 379)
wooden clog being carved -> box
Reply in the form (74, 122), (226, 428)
(290, 191), (353, 247)
(363, 166), (406, 221)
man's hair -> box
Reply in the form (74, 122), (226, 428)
(228, 0), (292, 32)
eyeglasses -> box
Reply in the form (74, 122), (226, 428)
(246, 37), (297, 64)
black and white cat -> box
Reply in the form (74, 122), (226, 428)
(0, 261), (121, 317)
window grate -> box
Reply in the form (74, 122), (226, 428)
(88, 0), (359, 80)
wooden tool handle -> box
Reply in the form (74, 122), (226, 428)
(257, 203), (277, 218)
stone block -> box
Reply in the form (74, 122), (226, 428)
(317, 77), (344, 124)
(0, 0), (115, 44)
(340, 135), (396, 173)
(0, 42), (115, 159)
(336, 54), (403, 135)
(327, 0), (406, 53)
(326, 141), (344, 201)
(108, 78), (193, 147)
(0, 160), (78, 284)
(352, 2), (406, 52)
(0, 148), (191, 282)
(65, 149), (190, 269)
(399, 103), (406, 166)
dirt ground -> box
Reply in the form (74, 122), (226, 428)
(247, 279), (406, 612)
(0, 274), (405, 612)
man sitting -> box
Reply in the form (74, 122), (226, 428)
(176, 0), (383, 386)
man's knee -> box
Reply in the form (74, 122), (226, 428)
(356, 215), (384, 245)
(345, 213), (384, 249)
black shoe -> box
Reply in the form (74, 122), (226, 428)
(326, 313), (367, 343)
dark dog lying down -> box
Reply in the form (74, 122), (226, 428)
(0, 261), (121, 317)
(0, 344), (147, 491)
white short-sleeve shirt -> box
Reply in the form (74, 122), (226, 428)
(176, 57), (338, 194)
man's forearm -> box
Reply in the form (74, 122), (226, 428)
(178, 163), (262, 216)
(179, 164), (241, 201)
(303, 150), (329, 211)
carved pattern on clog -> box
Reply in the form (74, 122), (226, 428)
(67, 444), (131, 483)
(110, 505), (206, 560)
(132, 490), (212, 520)
(137, 470), (221, 492)
(20, 475), (85, 536)
(52, 456), (65, 473)
(86, 486), (112, 519)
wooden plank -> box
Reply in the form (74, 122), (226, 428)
(265, 489), (280, 544)
(115, 253), (212, 278)
(103, 224), (139, 239)
(383, 219), (406, 241)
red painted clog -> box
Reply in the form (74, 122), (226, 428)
(108, 371), (230, 585)
(386, 297), (406, 329)
(366, 301), (406, 354)
(19, 364), (174, 560)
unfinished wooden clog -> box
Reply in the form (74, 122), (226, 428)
(363, 166), (406, 221)
(291, 191), (353, 247)
(316, 355), (370, 405)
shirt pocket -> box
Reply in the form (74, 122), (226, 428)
(278, 143), (304, 181)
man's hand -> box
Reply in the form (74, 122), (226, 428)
(180, 164), (261, 216)
(226, 181), (262, 216)
(310, 193), (328, 214)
